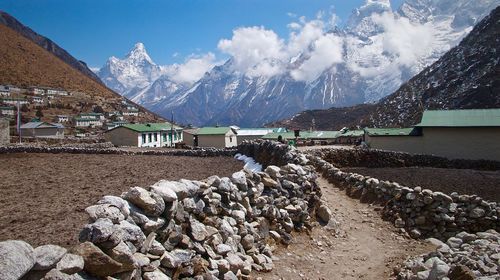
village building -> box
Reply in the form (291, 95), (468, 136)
(29, 87), (46, 95)
(336, 129), (364, 144)
(0, 106), (16, 116)
(105, 122), (183, 147)
(31, 96), (44, 104)
(182, 128), (199, 147)
(105, 121), (129, 130)
(0, 97), (28, 105)
(123, 109), (139, 116)
(79, 113), (105, 120)
(20, 121), (64, 138)
(0, 87), (10, 97)
(46, 88), (68, 96)
(235, 128), (287, 145)
(55, 115), (69, 123)
(194, 127), (238, 149)
(0, 118), (9, 145)
(364, 109), (500, 161)
(74, 117), (103, 127)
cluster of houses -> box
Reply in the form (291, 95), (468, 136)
(103, 108), (500, 162)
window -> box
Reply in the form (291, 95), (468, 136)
(230, 136), (233, 142)
(154, 133), (158, 142)
(148, 133), (152, 142)
(142, 134), (146, 144)
(162, 133), (166, 142)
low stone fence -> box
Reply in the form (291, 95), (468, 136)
(237, 140), (308, 168)
(308, 155), (499, 240)
(309, 148), (500, 171)
(0, 144), (237, 157)
(1, 141), (329, 280)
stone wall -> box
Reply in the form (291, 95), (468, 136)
(309, 148), (500, 171)
(0, 140), (329, 279)
(0, 144), (237, 157)
(308, 155), (499, 240)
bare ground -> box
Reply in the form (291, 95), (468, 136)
(0, 153), (243, 247)
(343, 167), (500, 202)
(258, 176), (435, 280)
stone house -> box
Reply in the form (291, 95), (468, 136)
(105, 122), (183, 147)
(235, 128), (287, 145)
(0, 106), (15, 116)
(20, 121), (64, 138)
(364, 109), (500, 161)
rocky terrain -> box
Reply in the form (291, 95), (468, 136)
(0, 141), (499, 279)
(275, 5), (500, 130)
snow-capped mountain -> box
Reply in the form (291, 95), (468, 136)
(98, 0), (499, 127)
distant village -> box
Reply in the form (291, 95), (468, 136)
(0, 84), (498, 162)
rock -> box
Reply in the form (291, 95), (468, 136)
(97, 195), (130, 217)
(231, 210), (246, 223)
(133, 252), (150, 267)
(42, 269), (72, 280)
(143, 269), (172, 280)
(231, 171), (247, 186)
(117, 220), (146, 247)
(447, 237), (463, 249)
(79, 218), (120, 249)
(469, 207), (486, 218)
(395, 218), (405, 228)
(105, 241), (135, 268)
(241, 235), (255, 251)
(265, 166), (281, 179)
(216, 244), (233, 255)
(148, 240), (166, 256)
(261, 177), (278, 188)
(316, 204), (332, 223)
(122, 187), (165, 217)
(85, 204), (125, 224)
(33, 244), (68, 270)
(72, 242), (125, 277)
(226, 252), (244, 272)
(160, 249), (193, 268)
(150, 180), (178, 202)
(0, 240), (35, 280)
(428, 258), (450, 280)
(223, 271), (238, 280)
(189, 217), (208, 242)
(56, 253), (84, 274)
(448, 265), (475, 280)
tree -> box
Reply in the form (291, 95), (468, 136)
(20, 104), (29, 112)
(35, 108), (43, 118)
(93, 105), (104, 114)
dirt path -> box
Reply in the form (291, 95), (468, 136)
(259, 176), (434, 280)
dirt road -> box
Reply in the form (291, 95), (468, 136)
(260, 176), (434, 280)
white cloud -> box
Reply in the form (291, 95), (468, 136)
(217, 26), (286, 77)
(291, 33), (344, 81)
(372, 12), (435, 67)
(164, 53), (217, 84)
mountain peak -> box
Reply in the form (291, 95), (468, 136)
(126, 42), (154, 65)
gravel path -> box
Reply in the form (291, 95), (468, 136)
(260, 176), (435, 279)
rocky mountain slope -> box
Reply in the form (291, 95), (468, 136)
(0, 15), (162, 123)
(0, 11), (102, 84)
(274, 5), (500, 130)
(98, 0), (499, 127)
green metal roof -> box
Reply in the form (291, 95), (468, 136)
(338, 130), (364, 137)
(262, 130), (340, 140)
(0, 106), (15, 110)
(196, 127), (234, 135)
(364, 128), (418, 136)
(416, 109), (500, 127)
(121, 122), (182, 132)
(262, 132), (296, 140)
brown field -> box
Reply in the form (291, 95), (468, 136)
(0, 153), (243, 247)
(344, 167), (500, 202)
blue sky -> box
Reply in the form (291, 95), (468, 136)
(0, 0), (404, 68)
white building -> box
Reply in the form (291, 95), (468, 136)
(0, 106), (15, 116)
(79, 113), (105, 121)
(31, 96), (44, 104)
(0, 97), (28, 105)
(56, 115), (69, 123)
(0, 88), (10, 97)
(75, 117), (103, 127)
(46, 89), (68, 96)
(123, 109), (139, 116)
(105, 122), (183, 147)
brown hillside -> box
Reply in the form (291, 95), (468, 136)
(0, 24), (117, 99)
